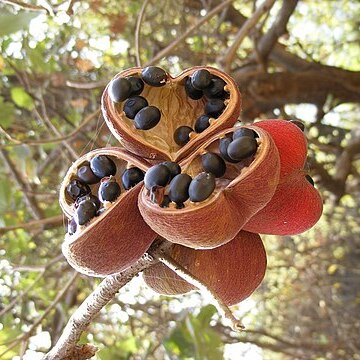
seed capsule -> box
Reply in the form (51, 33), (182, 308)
(121, 167), (144, 190)
(77, 164), (100, 185)
(144, 164), (171, 190)
(184, 77), (203, 100)
(76, 194), (101, 210)
(189, 172), (216, 202)
(134, 106), (161, 130)
(108, 77), (132, 103)
(99, 178), (121, 202)
(168, 173), (192, 204)
(75, 199), (98, 225)
(66, 179), (91, 200)
(161, 161), (181, 180)
(219, 136), (237, 163)
(203, 77), (227, 99)
(194, 114), (211, 133)
(191, 69), (212, 90)
(201, 152), (226, 178)
(227, 136), (258, 161)
(123, 96), (148, 119)
(204, 98), (225, 118)
(90, 155), (116, 178)
(174, 126), (193, 146)
(233, 128), (257, 140)
(141, 66), (167, 87)
(127, 76), (144, 96)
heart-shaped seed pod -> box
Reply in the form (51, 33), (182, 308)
(138, 126), (280, 249)
(243, 120), (323, 235)
(59, 148), (157, 276)
(143, 231), (266, 306)
(101, 66), (241, 162)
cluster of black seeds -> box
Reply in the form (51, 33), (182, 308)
(66, 155), (144, 234)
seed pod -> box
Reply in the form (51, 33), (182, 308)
(134, 106), (161, 130)
(90, 155), (116, 178)
(75, 199), (98, 225)
(189, 172), (216, 202)
(99, 178), (121, 202)
(108, 77), (131, 103)
(233, 128), (257, 139)
(127, 76), (144, 96)
(144, 164), (171, 190)
(194, 114), (211, 133)
(201, 152), (226, 178)
(66, 179), (91, 200)
(204, 98), (225, 118)
(184, 77), (203, 100)
(77, 164), (100, 185)
(174, 126), (193, 146)
(227, 136), (258, 161)
(141, 66), (167, 87)
(122, 167), (144, 190)
(161, 161), (181, 180)
(168, 174), (192, 204)
(203, 77), (227, 99)
(123, 96), (148, 119)
(191, 69), (212, 90)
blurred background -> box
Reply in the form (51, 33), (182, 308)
(0, 0), (359, 359)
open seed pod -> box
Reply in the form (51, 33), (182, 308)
(143, 231), (266, 306)
(244, 120), (323, 235)
(59, 148), (157, 276)
(138, 126), (280, 249)
(101, 66), (241, 162)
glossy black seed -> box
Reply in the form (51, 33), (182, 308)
(99, 179), (121, 202)
(189, 172), (216, 203)
(90, 155), (116, 178)
(168, 173), (192, 204)
(195, 114), (211, 133)
(127, 76), (144, 96)
(290, 120), (305, 132)
(174, 126), (193, 146)
(227, 136), (258, 161)
(122, 167), (144, 190)
(203, 77), (227, 99)
(160, 195), (171, 208)
(66, 179), (91, 200)
(141, 66), (167, 87)
(76, 194), (101, 210)
(75, 199), (97, 225)
(77, 164), (100, 185)
(123, 96), (148, 119)
(68, 218), (77, 235)
(219, 136), (238, 163)
(305, 174), (315, 186)
(134, 106), (161, 130)
(191, 69), (212, 90)
(233, 128), (258, 140)
(204, 98), (225, 118)
(185, 77), (203, 100)
(144, 164), (171, 190)
(201, 152), (226, 178)
(108, 77), (132, 103)
(161, 161), (181, 180)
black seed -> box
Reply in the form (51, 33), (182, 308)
(68, 218), (77, 235)
(123, 96), (148, 119)
(144, 164), (171, 190)
(174, 126), (193, 146)
(77, 164), (100, 185)
(204, 98), (225, 118)
(160, 195), (171, 208)
(161, 161), (181, 180)
(66, 179), (91, 200)
(233, 128), (258, 140)
(201, 152), (226, 178)
(227, 136), (258, 161)
(185, 77), (203, 100)
(122, 167), (144, 190)
(141, 66), (167, 87)
(195, 114), (211, 133)
(191, 69), (212, 90)
(176, 202), (185, 209)
(76, 194), (101, 210)
(108, 77), (132, 103)
(305, 174), (315, 186)
(203, 77), (227, 99)
(290, 120), (305, 132)
(168, 173), (192, 204)
(90, 155), (116, 178)
(75, 199), (97, 225)
(219, 136), (238, 163)
(127, 76), (144, 96)
(134, 106), (161, 130)
(189, 172), (216, 202)
(99, 178), (121, 202)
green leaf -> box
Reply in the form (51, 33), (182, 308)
(0, 10), (38, 37)
(0, 96), (15, 128)
(10, 87), (34, 110)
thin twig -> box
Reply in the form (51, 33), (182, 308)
(135, 0), (151, 67)
(159, 253), (244, 332)
(0, 0), (51, 14)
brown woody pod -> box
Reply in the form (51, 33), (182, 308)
(59, 148), (157, 276)
(143, 231), (266, 306)
(101, 66), (241, 162)
(138, 126), (281, 249)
